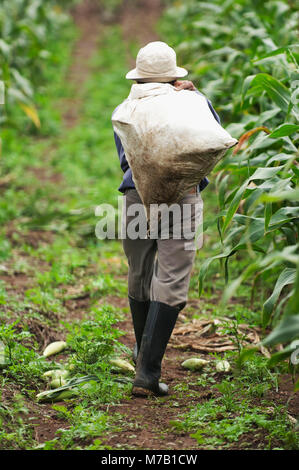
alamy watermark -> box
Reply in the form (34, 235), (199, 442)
(95, 196), (203, 251)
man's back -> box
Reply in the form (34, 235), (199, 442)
(112, 87), (221, 194)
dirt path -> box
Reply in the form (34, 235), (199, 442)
(33, 0), (184, 449)
(44, 0), (204, 450)
(102, 322), (207, 450)
(121, 0), (162, 42)
(63, 0), (102, 128)
(120, 0), (163, 72)
(97, 0), (201, 449)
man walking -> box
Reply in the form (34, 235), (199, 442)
(112, 42), (220, 397)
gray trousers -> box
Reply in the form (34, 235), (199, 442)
(122, 189), (203, 307)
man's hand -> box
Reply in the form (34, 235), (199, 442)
(174, 80), (197, 91)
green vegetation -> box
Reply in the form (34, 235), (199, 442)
(170, 356), (298, 449)
(156, 0), (299, 448)
(0, 0), (298, 451)
(0, 0), (76, 130)
(0, 4), (133, 448)
(160, 0), (299, 363)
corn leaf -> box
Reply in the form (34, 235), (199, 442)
(222, 179), (249, 233)
(198, 248), (234, 297)
(268, 206), (299, 230)
(253, 44), (299, 61)
(260, 187), (299, 203)
(249, 73), (291, 113)
(285, 263), (299, 316)
(264, 203), (272, 232)
(267, 343), (298, 367)
(270, 124), (299, 138)
(18, 103), (41, 128)
(262, 314), (299, 346)
(262, 268), (297, 327)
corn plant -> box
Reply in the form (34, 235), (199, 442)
(160, 0), (299, 359)
(0, 0), (73, 129)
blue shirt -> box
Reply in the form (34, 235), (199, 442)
(113, 89), (221, 193)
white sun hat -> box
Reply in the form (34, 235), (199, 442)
(126, 41), (188, 82)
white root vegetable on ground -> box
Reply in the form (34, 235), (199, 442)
(181, 358), (209, 371)
(43, 369), (69, 380)
(43, 341), (67, 358)
(215, 360), (231, 372)
(110, 358), (135, 373)
(50, 378), (68, 389)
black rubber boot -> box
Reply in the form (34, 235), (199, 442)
(132, 343), (138, 364)
(132, 301), (183, 397)
(128, 297), (150, 364)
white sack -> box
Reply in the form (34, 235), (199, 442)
(112, 83), (237, 218)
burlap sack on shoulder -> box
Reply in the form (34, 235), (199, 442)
(112, 83), (237, 219)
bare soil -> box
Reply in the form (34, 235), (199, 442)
(63, 0), (102, 128)
(121, 0), (163, 55)
(97, 300), (299, 450)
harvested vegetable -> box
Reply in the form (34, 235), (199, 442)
(181, 358), (209, 371)
(43, 341), (67, 358)
(110, 358), (135, 373)
(37, 389), (78, 403)
(36, 375), (99, 403)
(216, 360), (231, 372)
(0, 348), (6, 369)
(43, 369), (69, 380)
(50, 378), (67, 389)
